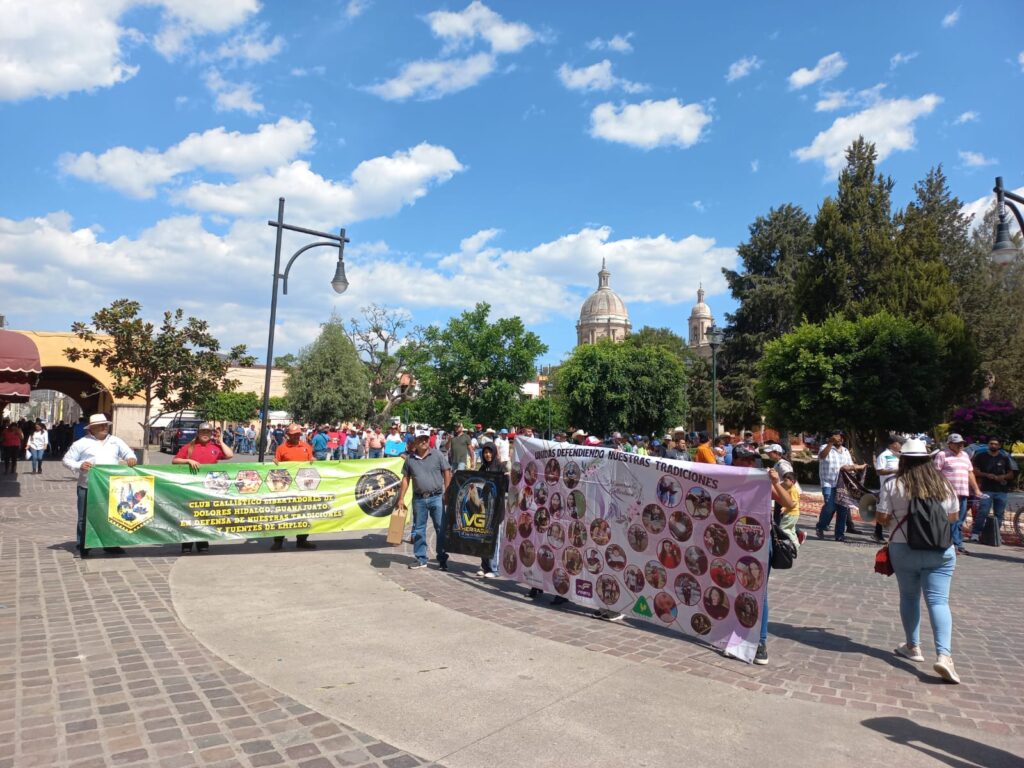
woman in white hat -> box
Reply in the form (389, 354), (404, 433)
(876, 437), (961, 683)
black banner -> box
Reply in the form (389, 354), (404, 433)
(444, 470), (506, 558)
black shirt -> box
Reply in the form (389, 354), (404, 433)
(973, 450), (1015, 493)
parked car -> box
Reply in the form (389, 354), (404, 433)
(159, 418), (204, 453)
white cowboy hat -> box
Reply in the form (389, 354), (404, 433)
(85, 414), (112, 428)
(900, 437), (935, 457)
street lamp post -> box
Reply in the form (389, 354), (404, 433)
(990, 176), (1024, 264)
(258, 197), (350, 462)
(706, 325), (725, 438)
(543, 365), (553, 439)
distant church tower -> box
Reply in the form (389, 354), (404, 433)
(576, 259), (631, 346)
(688, 285), (714, 360)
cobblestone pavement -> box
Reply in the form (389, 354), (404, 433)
(0, 466), (437, 768)
(383, 499), (1024, 739)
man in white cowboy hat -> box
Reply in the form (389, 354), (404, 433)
(63, 413), (138, 558)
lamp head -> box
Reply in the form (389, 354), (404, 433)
(990, 210), (1020, 265)
(331, 258), (349, 294)
(706, 325), (725, 348)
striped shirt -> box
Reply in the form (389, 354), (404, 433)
(933, 448), (973, 497)
(818, 444), (851, 487)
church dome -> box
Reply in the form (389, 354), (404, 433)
(576, 259), (631, 346)
(689, 285), (712, 319)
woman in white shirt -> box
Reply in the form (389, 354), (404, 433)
(26, 421), (49, 474)
(876, 438), (960, 683)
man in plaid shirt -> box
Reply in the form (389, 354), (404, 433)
(815, 430), (866, 542)
(933, 433), (981, 553)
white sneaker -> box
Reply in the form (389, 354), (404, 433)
(482, 571), (497, 579)
(894, 643), (924, 662)
(475, 569), (486, 577)
(933, 655), (961, 684)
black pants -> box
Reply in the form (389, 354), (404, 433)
(273, 535), (309, 544)
(2, 446), (19, 472)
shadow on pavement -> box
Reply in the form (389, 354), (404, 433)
(46, 532), (392, 558)
(0, 479), (21, 497)
(862, 716), (1023, 768)
(960, 549), (1024, 565)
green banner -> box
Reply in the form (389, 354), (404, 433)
(85, 459), (408, 548)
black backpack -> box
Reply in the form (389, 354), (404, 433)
(906, 497), (952, 550)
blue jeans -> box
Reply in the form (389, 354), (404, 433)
(951, 496), (969, 547)
(313, 451), (328, 461)
(815, 485), (847, 539)
(368, 448), (382, 459)
(970, 493), (1008, 536)
(760, 539), (773, 645)
(890, 543), (955, 656)
(411, 494), (447, 566)
(30, 448), (45, 472)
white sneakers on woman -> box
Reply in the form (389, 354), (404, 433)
(894, 643), (925, 662)
(934, 655), (961, 684)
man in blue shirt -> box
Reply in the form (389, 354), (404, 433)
(311, 425), (330, 460)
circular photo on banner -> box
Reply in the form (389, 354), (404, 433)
(710, 558), (736, 589)
(563, 546), (583, 575)
(673, 573), (702, 606)
(605, 544), (627, 571)
(627, 524), (649, 552)
(735, 517), (767, 552)
(713, 493), (739, 525)
(686, 487), (712, 519)
(642, 504), (667, 535)
(684, 545), (708, 576)
(584, 547), (604, 574)
(691, 613), (713, 636)
(590, 518), (612, 546)
(510, 462), (522, 486)
(736, 556), (765, 591)
(520, 485), (535, 511)
(654, 591), (678, 623)
(623, 564), (646, 593)
(508, 483), (520, 509)
(501, 544), (517, 574)
(534, 507), (550, 533)
(537, 544), (556, 572)
(549, 491), (564, 518)
(656, 475), (682, 508)
(597, 574), (621, 606)
(519, 539), (536, 567)
(553, 568), (571, 595)
(354, 468), (401, 516)
(644, 560), (668, 589)
(524, 461), (538, 487)
(568, 520), (587, 547)
(534, 484), (548, 507)
(704, 523), (730, 557)
(703, 586), (731, 621)
(547, 521), (566, 548)
(504, 518), (517, 543)
(735, 593), (760, 629)
(657, 538), (682, 569)
(568, 490), (586, 520)
(517, 511), (534, 539)
(563, 461), (581, 489)
(545, 458), (561, 485)
(668, 510), (693, 542)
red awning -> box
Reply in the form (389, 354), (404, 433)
(0, 329), (42, 385)
(0, 381), (31, 403)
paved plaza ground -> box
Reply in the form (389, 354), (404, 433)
(2, 458), (1023, 767)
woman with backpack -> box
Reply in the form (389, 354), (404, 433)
(876, 437), (961, 683)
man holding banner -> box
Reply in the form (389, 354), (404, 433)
(271, 423), (316, 551)
(397, 429), (451, 571)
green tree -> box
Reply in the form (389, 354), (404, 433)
(559, 339), (685, 436)
(624, 326), (702, 429)
(347, 303), (428, 421)
(267, 395), (289, 413)
(273, 353), (298, 371)
(514, 395), (568, 437)
(65, 299), (252, 447)
(757, 312), (945, 458)
(285, 315), (370, 425)
(416, 303), (547, 427)
(200, 391), (260, 423)
(720, 204), (813, 427)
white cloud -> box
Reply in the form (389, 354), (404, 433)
(59, 117), (316, 198)
(889, 51), (918, 69)
(587, 34), (633, 54)
(153, 0), (262, 58)
(365, 53), (496, 101)
(954, 110), (979, 124)
(691, 200), (705, 213)
(291, 66), (326, 77)
(558, 60), (647, 93)
(959, 150), (997, 168)
(788, 52), (847, 90)
(1019, 51), (1024, 71)
(176, 143), (465, 228)
(426, 1), (536, 54)
(794, 94), (942, 178)
(211, 25), (285, 64)
(204, 68), (263, 114)
(590, 99), (712, 150)
(346, 0), (371, 19)
(814, 83), (885, 112)
(962, 185), (1024, 231)
(726, 55), (763, 83)
(750, 159), (759, 173)
(941, 7), (961, 28)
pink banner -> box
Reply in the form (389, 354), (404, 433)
(500, 437), (772, 662)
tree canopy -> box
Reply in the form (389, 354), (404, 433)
(348, 303), (427, 422)
(285, 315), (370, 425)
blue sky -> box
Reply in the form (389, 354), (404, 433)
(1, 0), (1021, 366)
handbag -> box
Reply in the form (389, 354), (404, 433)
(770, 523), (798, 569)
(386, 505), (409, 546)
(874, 509), (909, 577)
(25, 448), (31, 461)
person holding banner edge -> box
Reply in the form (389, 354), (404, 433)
(271, 423), (317, 551)
(398, 429), (452, 571)
(172, 421), (233, 553)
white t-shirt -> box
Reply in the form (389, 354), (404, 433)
(494, 437), (510, 463)
(875, 449), (900, 486)
(877, 479), (957, 545)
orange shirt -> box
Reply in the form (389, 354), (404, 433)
(695, 444), (717, 464)
(275, 441), (313, 462)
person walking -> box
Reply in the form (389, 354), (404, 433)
(873, 435), (905, 543)
(932, 433), (980, 554)
(26, 421), (49, 474)
(271, 423), (317, 551)
(311, 425), (330, 461)
(62, 414), (137, 558)
(173, 422), (233, 553)
(815, 430), (865, 542)
(2, 421), (24, 474)
(876, 437), (961, 684)
(396, 429), (451, 571)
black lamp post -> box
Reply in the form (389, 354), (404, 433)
(542, 365), (553, 439)
(991, 176), (1024, 265)
(258, 197), (350, 462)
(706, 325), (725, 437)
